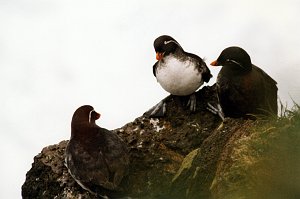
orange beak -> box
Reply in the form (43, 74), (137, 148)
(95, 112), (101, 120)
(156, 52), (164, 61)
(210, 60), (220, 66)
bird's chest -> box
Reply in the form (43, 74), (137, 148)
(156, 56), (202, 96)
(217, 70), (257, 106)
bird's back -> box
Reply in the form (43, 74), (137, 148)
(65, 125), (129, 192)
(217, 64), (277, 117)
(252, 65), (278, 115)
(96, 127), (130, 174)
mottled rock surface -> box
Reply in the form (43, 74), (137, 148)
(22, 85), (300, 199)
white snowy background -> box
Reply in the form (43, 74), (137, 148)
(0, 0), (300, 198)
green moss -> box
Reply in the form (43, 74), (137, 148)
(212, 105), (300, 199)
(172, 148), (201, 182)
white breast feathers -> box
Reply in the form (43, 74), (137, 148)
(156, 55), (203, 96)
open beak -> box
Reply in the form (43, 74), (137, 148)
(210, 60), (220, 66)
(156, 52), (164, 61)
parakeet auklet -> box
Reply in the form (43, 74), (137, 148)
(210, 46), (278, 118)
(65, 105), (129, 198)
(148, 35), (212, 117)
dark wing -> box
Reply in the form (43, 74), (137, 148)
(252, 65), (278, 115)
(202, 61), (213, 83)
(65, 139), (110, 192)
(252, 65), (277, 85)
(65, 127), (129, 191)
(95, 127), (130, 189)
(153, 62), (158, 77)
(186, 52), (212, 83)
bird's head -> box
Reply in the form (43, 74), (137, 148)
(210, 46), (252, 71)
(153, 35), (182, 61)
(71, 105), (101, 127)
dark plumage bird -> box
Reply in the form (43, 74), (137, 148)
(210, 46), (278, 118)
(65, 105), (129, 197)
(149, 35), (212, 117)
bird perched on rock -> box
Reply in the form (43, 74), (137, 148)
(210, 46), (278, 118)
(65, 105), (129, 198)
(148, 35), (212, 117)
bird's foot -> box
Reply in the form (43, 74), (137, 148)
(187, 93), (197, 112)
(207, 102), (225, 121)
(94, 191), (109, 199)
(143, 100), (166, 118)
(100, 195), (109, 199)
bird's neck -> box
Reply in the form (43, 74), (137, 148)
(222, 63), (252, 75)
(71, 122), (97, 139)
(163, 48), (186, 62)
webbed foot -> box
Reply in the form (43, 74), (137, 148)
(207, 102), (225, 121)
(187, 93), (197, 112)
(144, 101), (166, 117)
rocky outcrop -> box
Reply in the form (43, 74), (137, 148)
(22, 85), (300, 199)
